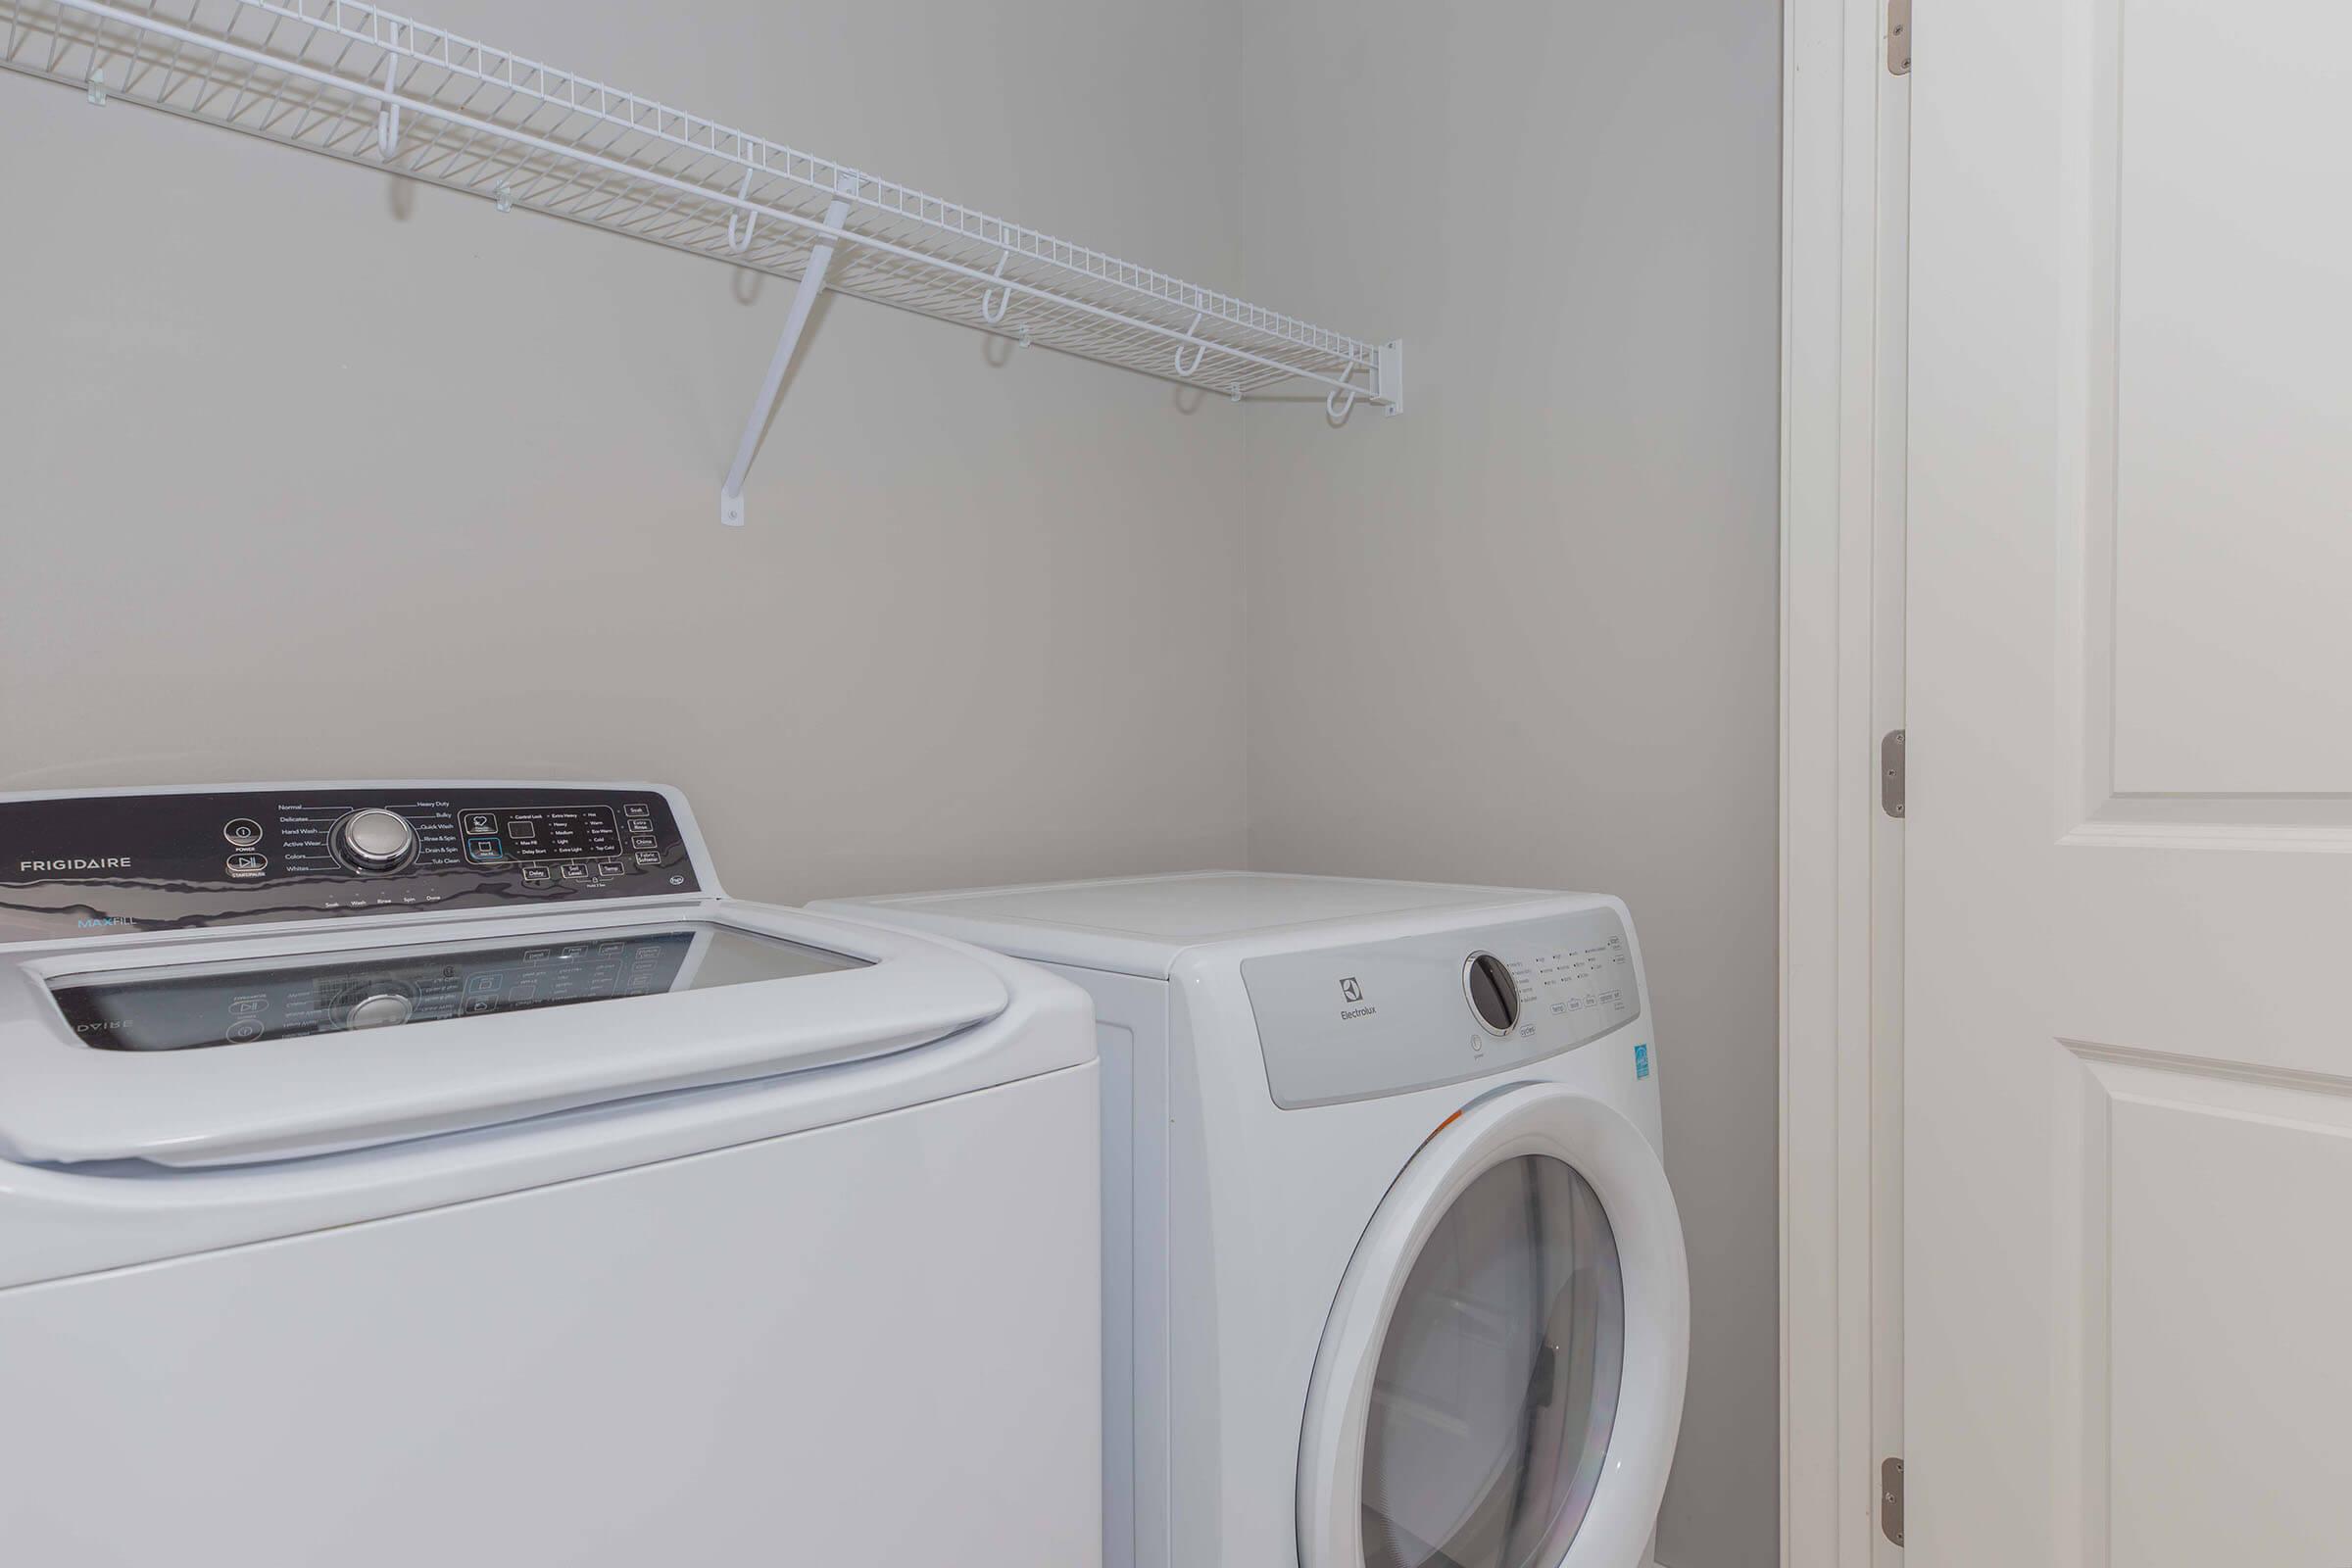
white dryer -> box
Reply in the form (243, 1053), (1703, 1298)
(813, 872), (1690, 1568)
(0, 782), (1102, 1568)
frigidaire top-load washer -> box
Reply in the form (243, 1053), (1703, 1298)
(0, 782), (1102, 1568)
(814, 872), (1690, 1568)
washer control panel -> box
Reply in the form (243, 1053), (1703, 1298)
(1239, 905), (1642, 1109)
(0, 786), (703, 944)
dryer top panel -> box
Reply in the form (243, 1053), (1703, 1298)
(813, 871), (1575, 978)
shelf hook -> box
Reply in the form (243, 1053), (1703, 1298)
(725, 165), (758, 253)
(1229, 382), (1243, 404)
(1173, 313), (1207, 377)
(980, 252), (1013, 324)
(376, 51), (401, 160)
(85, 65), (106, 106)
(1327, 380), (1358, 421)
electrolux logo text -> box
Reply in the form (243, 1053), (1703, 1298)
(1339, 976), (1376, 1021)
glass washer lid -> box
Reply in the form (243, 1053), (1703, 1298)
(46, 921), (865, 1054)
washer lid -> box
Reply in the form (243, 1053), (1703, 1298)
(0, 904), (1010, 1167)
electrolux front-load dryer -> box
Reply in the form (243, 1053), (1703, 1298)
(812, 871), (1690, 1568)
(0, 782), (1102, 1568)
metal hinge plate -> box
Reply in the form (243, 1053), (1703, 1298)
(1887, 0), (1912, 74)
(1882, 1456), (1905, 1544)
(1882, 730), (1906, 819)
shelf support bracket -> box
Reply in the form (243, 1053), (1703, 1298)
(1375, 339), (1404, 416)
(717, 170), (860, 527)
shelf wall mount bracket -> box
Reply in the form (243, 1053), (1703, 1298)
(717, 169), (861, 528)
(1375, 340), (1405, 417)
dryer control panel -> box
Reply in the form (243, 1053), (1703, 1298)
(0, 785), (704, 945)
(1240, 905), (1642, 1109)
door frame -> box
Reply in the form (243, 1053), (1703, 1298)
(1780, 0), (1907, 1564)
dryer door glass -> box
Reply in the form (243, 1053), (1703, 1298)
(1359, 1154), (1624, 1568)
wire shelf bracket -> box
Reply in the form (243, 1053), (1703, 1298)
(717, 169), (857, 528)
(2, 0), (1405, 526)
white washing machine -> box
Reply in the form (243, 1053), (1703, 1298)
(0, 782), (1102, 1568)
(813, 872), (1690, 1568)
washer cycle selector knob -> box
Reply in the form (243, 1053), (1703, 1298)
(334, 808), (417, 873)
(346, 991), (416, 1030)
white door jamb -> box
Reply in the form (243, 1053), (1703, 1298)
(1781, 0), (1908, 1564)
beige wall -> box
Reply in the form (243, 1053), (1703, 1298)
(1233, 5), (1784, 1566)
(5, 3), (1780, 1562)
(0, 0), (1254, 897)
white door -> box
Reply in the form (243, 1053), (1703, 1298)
(1297, 1085), (1688, 1568)
(1906, 2), (2352, 1563)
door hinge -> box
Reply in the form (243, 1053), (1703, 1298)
(1887, 0), (1912, 74)
(1882, 1455), (1905, 1544)
(1881, 729), (1906, 819)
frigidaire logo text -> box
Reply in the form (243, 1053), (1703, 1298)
(19, 857), (131, 873)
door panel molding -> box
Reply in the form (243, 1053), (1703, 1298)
(2060, 0), (2352, 844)
(2053, 1039), (2352, 1564)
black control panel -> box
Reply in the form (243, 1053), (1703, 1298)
(0, 787), (703, 944)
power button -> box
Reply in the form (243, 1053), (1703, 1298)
(223, 818), (264, 848)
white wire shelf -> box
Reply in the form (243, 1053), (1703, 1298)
(2, 0), (1403, 521)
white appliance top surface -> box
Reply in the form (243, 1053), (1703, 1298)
(0, 899), (1038, 1168)
(0, 784), (1101, 1168)
(817, 871), (1574, 977)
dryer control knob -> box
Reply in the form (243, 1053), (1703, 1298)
(1465, 952), (1520, 1035)
(335, 808), (417, 873)
(346, 991), (415, 1030)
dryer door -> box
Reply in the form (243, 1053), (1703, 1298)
(1298, 1083), (1689, 1568)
